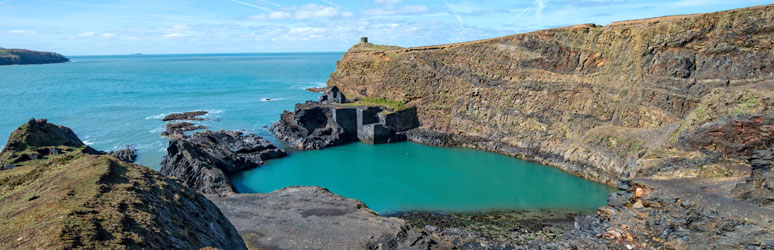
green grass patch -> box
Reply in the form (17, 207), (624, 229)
(344, 97), (407, 111)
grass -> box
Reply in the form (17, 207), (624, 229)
(343, 97), (407, 111)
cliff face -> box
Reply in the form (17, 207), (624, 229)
(0, 49), (69, 65)
(328, 5), (774, 185)
(0, 120), (246, 249)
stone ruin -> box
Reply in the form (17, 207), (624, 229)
(360, 37), (368, 43)
(319, 86), (347, 104)
(271, 86), (420, 149)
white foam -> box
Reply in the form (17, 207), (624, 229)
(145, 112), (171, 120)
(260, 97), (285, 102)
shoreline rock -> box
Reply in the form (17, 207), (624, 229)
(270, 87), (420, 150)
(162, 111), (208, 121)
(107, 145), (137, 163)
(160, 130), (286, 196)
(206, 186), (432, 250)
(161, 121), (207, 137)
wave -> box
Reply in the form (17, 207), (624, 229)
(145, 112), (171, 120)
(145, 109), (223, 120)
(259, 97), (285, 102)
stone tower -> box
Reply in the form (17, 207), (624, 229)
(360, 37), (368, 43)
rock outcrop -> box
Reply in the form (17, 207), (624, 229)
(327, 5), (774, 185)
(107, 145), (137, 163)
(270, 103), (352, 149)
(0, 118), (99, 166)
(160, 130), (286, 196)
(271, 90), (420, 149)
(206, 186), (431, 250)
(0, 120), (246, 249)
(734, 148), (774, 208)
(0, 49), (69, 65)
(162, 111), (208, 121)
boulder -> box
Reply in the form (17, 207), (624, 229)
(160, 130), (286, 196)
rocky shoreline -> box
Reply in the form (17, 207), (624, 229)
(3, 4), (774, 249)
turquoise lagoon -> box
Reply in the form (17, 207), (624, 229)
(0, 53), (611, 214)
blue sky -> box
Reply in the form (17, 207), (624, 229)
(0, 0), (768, 55)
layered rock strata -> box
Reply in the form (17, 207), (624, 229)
(107, 145), (137, 163)
(160, 130), (286, 196)
(327, 5), (774, 185)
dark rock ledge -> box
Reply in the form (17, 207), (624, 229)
(159, 130), (286, 196)
(270, 86), (420, 150)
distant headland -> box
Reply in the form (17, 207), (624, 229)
(0, 48), (69, 65)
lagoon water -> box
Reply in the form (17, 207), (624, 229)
(0, 53), (610, 213)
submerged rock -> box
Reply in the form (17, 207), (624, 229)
(160, 130), (286, 196)
(107, 145), (137, 163)
(161, 121), (206, 137)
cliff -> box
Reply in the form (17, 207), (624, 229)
(0, 49), (69, 65)
(328, 5), (774, 185)
(0, 119), (246, 249)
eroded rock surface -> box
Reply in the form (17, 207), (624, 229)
(270, 97), (419, 149)
(207, 186), (431, 250)
(328, 5), (774, 185)
(270, 103), (351, 150)
(107, 145), (137, 163)
(160, 130), (286, 196)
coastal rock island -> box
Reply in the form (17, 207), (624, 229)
(0, 48), (69, 65)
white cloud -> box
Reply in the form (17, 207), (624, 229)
(163, 33), (186, 38)
(249, 11), (292, 20)
(362, 5), (429, 16)
(78, 31), (96, 37)
(374, 0), (402, 4)
(102, 33), (115, 38)
(294, 4), (347, 19)
(9, 29), (34, 34)
(249, 4), (352, 20)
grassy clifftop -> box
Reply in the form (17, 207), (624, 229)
(328, 4), (774, 184)
(0, 120), (246, 249)
(0, 49), (69, 65)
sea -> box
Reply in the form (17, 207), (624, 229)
(0, 53), (611, 213)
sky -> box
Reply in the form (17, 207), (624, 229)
(0, 0), (769, 55)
